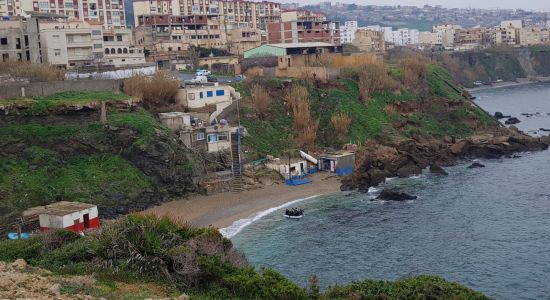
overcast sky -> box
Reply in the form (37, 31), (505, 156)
(298, 0), (549, 11)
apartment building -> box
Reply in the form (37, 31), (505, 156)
(133, 0), (280, 30)
(39, 17), (144, 68)
(266, 20), (341, 45)
(519, 27), (549, 46)
(340, 20), (357, 44)
(0, 15), (41, 63)
(433, 24), (462, 47)
(352, 28), (385, 53)
(10, 0), (127, 29)
(226, 23), (261, 55)
(418, 31), (442, 45)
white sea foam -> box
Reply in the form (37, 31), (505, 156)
(220, 195), (322, 238)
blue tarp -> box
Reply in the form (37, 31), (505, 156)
(336, 167), (353, 176)
(285, 177), (312, 186)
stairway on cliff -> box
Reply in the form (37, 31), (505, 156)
(230, 130), (243, 192)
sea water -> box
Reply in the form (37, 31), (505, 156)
(231, 83), (550, 300)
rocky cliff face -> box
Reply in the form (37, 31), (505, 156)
(341, 128), (550, 192)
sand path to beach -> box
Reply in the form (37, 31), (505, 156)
(145, 173), (342, 230)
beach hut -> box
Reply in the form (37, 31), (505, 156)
(28, 202), (100, 233)
(318, 152), (355, 176)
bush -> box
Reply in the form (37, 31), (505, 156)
(285, 84), (319, 149)
(399, 57), (428, 89)
(357, 62), (399, 102)
(250, 84), (273, 119)
(0, 237), (42, 261)
(0, 62), (65, 82)
(322, 275), (489, 300)
(123, 71), (180, 110)
(331, 112), (352, 136)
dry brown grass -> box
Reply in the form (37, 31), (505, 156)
(285, 85), (319, 148)
(0, 62), (65, 82)
(399, 58), (428, 88)
(244, 66), (263, 78)
(123, 71), (180, 110)
(358, 62), (399, 102)
(307, 53), (379, 68)
(331, 112), (352, 136)
(250, 84), (272, 119)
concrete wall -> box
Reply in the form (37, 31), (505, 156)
(0, 80), (123, 99)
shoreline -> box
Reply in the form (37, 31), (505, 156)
(466, 76), (550, 92)
(144, 173), (342, 235)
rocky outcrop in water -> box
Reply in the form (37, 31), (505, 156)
(467, 162), (485, 169)
(376, 190), (417, 201)
(341, 130), (550, 192)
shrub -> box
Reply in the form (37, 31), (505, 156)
(0, 62), (65, 82)
(322, 275), (489, 300)
(285, 84), (319, 149)
(331, 112), (352, 136)
(358, 62), (399, 102)
(123, 71), (180, 110)
(399, 57), (428, 89)
(250, 84), (273, 119)
(0, 237), (42, 261)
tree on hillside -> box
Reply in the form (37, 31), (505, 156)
(250, 84), (272, 119)
(358, 62), (398, 103)
(285, 85), (319, 149)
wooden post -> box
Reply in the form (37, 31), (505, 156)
(100, 101), (107, 123)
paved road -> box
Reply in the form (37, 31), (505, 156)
(173, 72), (237, 84)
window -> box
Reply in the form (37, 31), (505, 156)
(94, 44), (102, 49)
(196, 132), (205, 141)
(116, 35), (122, 41)
(92, 30), (102, 36)
(199, 92), (204, 99)
(0, 38), (7, 45)
(215, 90), (225, 96)
(218, 133), (228, 141)
(206, 91), (213, 97)
(207, 134), (218, 143)
(188, 93), (195, 100)
(54, 49), (61, 56)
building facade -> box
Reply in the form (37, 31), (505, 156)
(340, 20), (357, 44)
(0, 15), (41, 63)
(352, 28), (385, 53)
(11, 0), (127, 29)
(266, 20), (340, 45)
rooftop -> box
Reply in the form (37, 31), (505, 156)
(23, 201), (97, 218)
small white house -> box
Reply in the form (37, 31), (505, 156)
(158, 112), (192, 131)
(266, 158), (308, 179)
(32, 202), (100, 233)
(179, 85), (237, 109)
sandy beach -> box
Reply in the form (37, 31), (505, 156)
(145, 173), (342, 230)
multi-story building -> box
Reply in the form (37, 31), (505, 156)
(352, 29), (385, 53)
(266, 20), (340, 45)
(496, 24), (520, 46)
(418, 31), (442, 45)
(226, 23), (261, 55)
(500, 20), (524, 29)
(0, 15), (41, 63)
(340, 20), (357, 44)
(519, 27), (549, 46)
(8, 0), (127, 29)
(133, 0), (280, 30)
(433, 24), (462, 47)
(39, 17), (144, 68)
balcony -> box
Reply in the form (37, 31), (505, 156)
(66, 41), (93, 48)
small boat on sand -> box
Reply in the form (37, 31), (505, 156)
(284, 208), (304, 219)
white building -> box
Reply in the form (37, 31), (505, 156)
(500, 20), (524, 29)
(368, 26), (419, 46)
(341, 20), (358, 44)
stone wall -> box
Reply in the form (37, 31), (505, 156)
(0, 80), (123, 99)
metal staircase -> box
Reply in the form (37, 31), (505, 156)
(230, 128), (243, 192)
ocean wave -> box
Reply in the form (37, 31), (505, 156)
(220, 195), (322, 238)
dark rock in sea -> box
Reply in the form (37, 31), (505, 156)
(505, 117), (521, 125)
(397, 163), (422, 178)
(539, 128), (550, 132)
(494, 112), (510, 119)
(467, 162), (486, 169)
(429, 164), (448, 176)
(376, 190), (417, 201)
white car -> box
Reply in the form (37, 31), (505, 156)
(195, 69), (211, 76)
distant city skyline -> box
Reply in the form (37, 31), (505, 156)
(298, 0), (549, 11)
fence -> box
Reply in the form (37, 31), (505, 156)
(0, 79), (123, 99)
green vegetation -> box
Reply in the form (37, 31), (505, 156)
(0, 153), (152, 213)
(0, 215), (488, 300)
(0, 91), (131, 115)
(237, 63), (489, 156)
(323, 275), (488, 300)
(109, 108), (170, 146)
